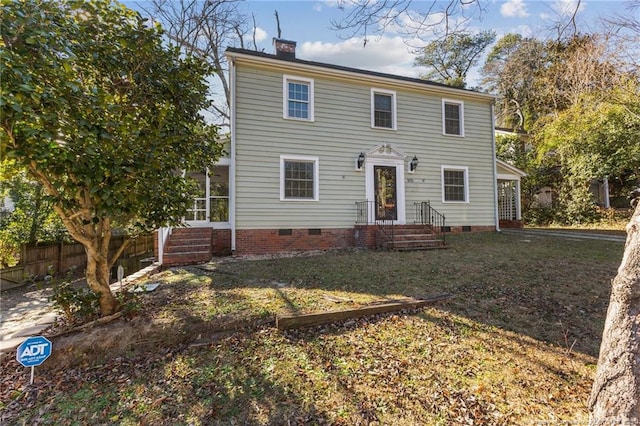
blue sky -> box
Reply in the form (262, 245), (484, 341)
(222, 0), (629, 84)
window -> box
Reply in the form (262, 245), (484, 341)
(283, 75), (314, 121)
(371, 88), (396, 129)
(442, 166), (469, 203)
(280, 155), (319, 201)
(442, 99), (464, 136)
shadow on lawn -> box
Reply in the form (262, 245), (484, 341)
(210, 232), (622, 358)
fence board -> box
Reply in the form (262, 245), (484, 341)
(0, 234), (155, 286)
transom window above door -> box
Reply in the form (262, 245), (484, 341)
(371, 88), (397, 130)
(283, 75), (314, 121)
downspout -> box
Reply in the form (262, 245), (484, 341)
(229, 56), (237, 252)
(491, 103), (501, 232)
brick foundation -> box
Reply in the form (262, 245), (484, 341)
(156, 225), (498, 259)
(499, 219), (524, 229)
(235, 228), (355, 255)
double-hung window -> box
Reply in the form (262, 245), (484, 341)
(442, 166), (469, 203)
(280, 155), (319, 201)
(442, 99), (464, 136)
(283, 75), (314, 121)
(371, 88), (396, 130)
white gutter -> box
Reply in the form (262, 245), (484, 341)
(491, 103), (500, 232)
(229, 57), (237, 252)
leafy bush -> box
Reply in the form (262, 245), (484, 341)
(50, 281), (101, 324)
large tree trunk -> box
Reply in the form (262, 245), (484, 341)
(85, 247), (119, 316)
(589, 202), (640, 424)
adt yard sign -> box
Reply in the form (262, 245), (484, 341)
(17, 336), (52, 384)
(17, 336), (52, 367)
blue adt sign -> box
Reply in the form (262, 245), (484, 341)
(16, 336), (52, 367)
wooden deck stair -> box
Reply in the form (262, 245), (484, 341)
(377, 225), (445, 251)
(162, 228), (213, 267)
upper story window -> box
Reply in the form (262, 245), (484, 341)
(442, 99), (464, 136)
(371, 88), (397, 130)
(442, 166), (469, 203)
(283, 75), (314, 121)
(280, 155), (319, 201)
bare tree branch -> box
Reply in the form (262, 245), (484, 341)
(144, 0), (260, 127)
(331, 0), (484, 43)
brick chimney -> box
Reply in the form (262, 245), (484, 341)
(273, 38), (296, 59)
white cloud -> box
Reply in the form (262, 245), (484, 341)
(313, 3), (323, 12)
(501, 0), (530, 18)
(299, 36), (420, 78)
(254, 27), (268, 43)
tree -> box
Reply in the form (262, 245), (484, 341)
(415, 30), (495, 88)
(147, 0), (260, 126)
(482, 34), (547, 130)
(589, 195), (640, 423)
(331, 0), (484, 42)
(0, 160), (70, 267)
(1, 0), (222, 316)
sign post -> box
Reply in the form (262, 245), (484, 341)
(16, 336), (52, 384)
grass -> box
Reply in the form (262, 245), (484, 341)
(1, 231), (623, 424)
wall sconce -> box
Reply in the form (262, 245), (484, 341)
(409, 155), (419, 173)
(356, 152), (365, 171)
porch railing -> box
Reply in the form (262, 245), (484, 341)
(414, 201), (446, 245)
(355, 200), (395, 248)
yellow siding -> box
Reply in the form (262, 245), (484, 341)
(234, 63), (496, 229)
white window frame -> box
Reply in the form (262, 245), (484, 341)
(371, 88), (397, 130)
(442, 99), (464, 137)
(441, 165), (469, 203)
(280, 155), (320, 201)
(283, 75), (314, 121)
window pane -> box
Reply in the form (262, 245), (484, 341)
(374, 93), (393, 128)
(284, 160), (314, 199)
(288, 81), (309, 119)
(444, 170), (466, 201)
(444, 103), (461, 135)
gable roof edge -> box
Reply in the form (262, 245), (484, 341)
(226, 48), (497, 102)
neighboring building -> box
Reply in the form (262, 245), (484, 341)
(157, 39), (522, 265)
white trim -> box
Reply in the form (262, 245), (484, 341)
(442, 99), (465, 137)
(491, 105), (500, 230)
(370, 88), (397, 130)
(230, 57), (237, 251)
(283, 74), (314, 121)
(280, 154), (320, 201)
(441, 165), (469, 203)
(365, 156), (406, 224)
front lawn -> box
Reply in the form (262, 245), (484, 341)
(1, 232), (622, 424)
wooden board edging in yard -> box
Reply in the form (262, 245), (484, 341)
(276, 294), (452, 330)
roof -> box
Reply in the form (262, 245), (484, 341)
(496, 159), (527, 178)
(225, 47), (496, 101)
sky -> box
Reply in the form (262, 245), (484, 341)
(200, 0), (632, 86)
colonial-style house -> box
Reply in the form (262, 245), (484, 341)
(157, 39), (524, 266)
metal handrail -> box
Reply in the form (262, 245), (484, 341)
(414, 201), (446, 245)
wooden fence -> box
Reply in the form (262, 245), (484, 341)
(0, 235), (155, 287)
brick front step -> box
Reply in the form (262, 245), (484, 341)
(376, 225), (445, 251)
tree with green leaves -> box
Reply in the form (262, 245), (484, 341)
(415, 30), (495, 88)
(1, 0), (222, 315)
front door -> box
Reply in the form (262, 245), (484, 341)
(365, 152), (406, 224)
(374, 165), (397, 220)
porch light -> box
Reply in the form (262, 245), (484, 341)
(409, 156), (419, 172)
(356, 152), (365, 171)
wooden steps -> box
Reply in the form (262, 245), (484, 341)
(162, 228), (213, 267)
